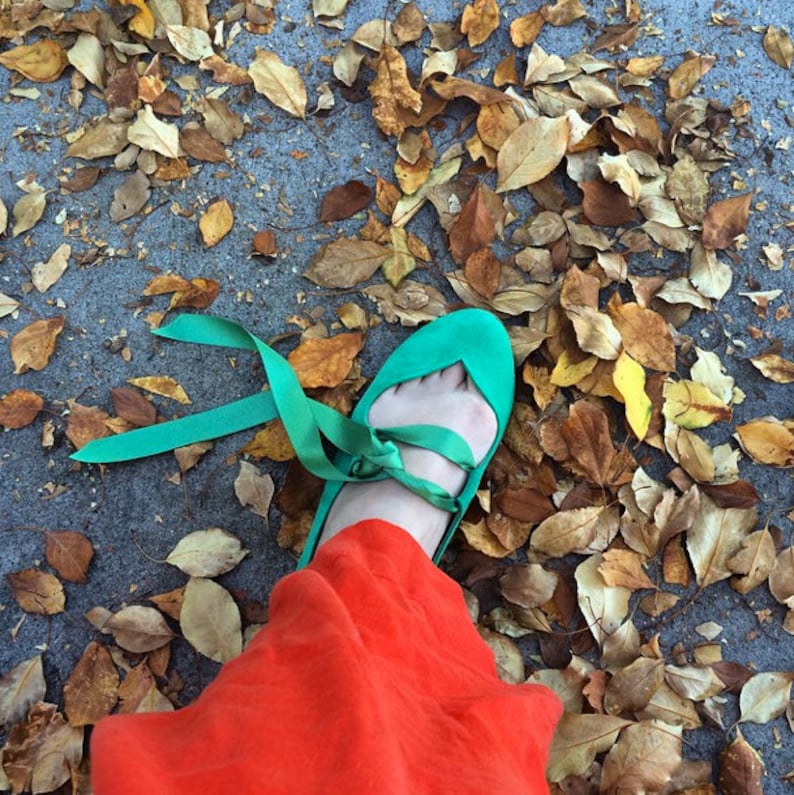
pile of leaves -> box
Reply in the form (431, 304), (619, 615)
(2, 0), (794, 792)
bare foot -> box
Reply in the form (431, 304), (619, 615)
(319, 363), (498, 557)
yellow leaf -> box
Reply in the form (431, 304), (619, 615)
(613, 351), (652, 440)
(0, 40), (68, 82)
(662, 379), (732, 429)
(735, 419), (794, 467)
(119, 0), (156, 38)
(550, 349), (598, 387)
(128, 376), (191, 405)
(199, 199), (234, 247)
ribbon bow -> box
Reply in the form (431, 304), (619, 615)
(73, 316), (476, 514)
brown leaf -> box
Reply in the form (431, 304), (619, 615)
(464, 247), (502, 300)
(604, 657), (665, 714)
(749, 353), (794, 384)
(107, 606), (174, 653)
(393, 2), (425, 43)
(63, 641), (119, 727)
(608, 300), (676, 372)
(320, 180), (372, 222)
(541, 0), (587, 26)
(44, 531), (94, 584)
(0, 40), (68, 82)
(561, 401), (619, 485)
(287, 332), (364, 388)
(110, 387), (156, 427)
(701, 193), (751, 249)
(305, 238), (391, 288)
(66, 402), (112, 450)
(580, 180), (636, 226)
(2, 703), (83, 795)
(199, 54), (253, 85)
(599, 548), (656, 590)
(6, 569), (65, 615)
(169, 277), (221, 310)
(718, 728), (765, 795)
(0, 390), (44, 430)
(0, 656), (46, 728)
(700, 479), (759, 510)
(10, 316), (65, 374)
(460, 0), (500, 47)
(448, 183), (498, 265)
(148, 587), (185, 621)
(763, 25), (794, 70)
(180, 125), (228, 162)
(530, 506), (604, 557)
(253, 229), (278, 257)
(728, 529), (776, 594)
(174, 441), (213, 473)
(499, 564), (558, 608)
(369, 45), (422, 138)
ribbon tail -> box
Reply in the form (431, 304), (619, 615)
(71, 391), (279, 464)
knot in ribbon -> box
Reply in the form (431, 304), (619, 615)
(349, 431), (404, 478)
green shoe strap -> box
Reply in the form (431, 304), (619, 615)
(72, 315), (475, 514)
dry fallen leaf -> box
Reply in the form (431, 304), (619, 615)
(287, 332), (364, 388)
(701, 193), (752, 250)
(305, 238), (391, 288)
(735, 419), (794, 467)
(0, 40), (68, 82)
(234, 460), (275, 519)
(718, 728), (765, 795)
(763, 25), (794, 70)
(127, 375), (191, 405)
(248, 49), (307, 119)
(44, 530), (94, 584)
(0, 390), (44, 430)
(10, 317), (65, 373)
(749, 353), (794, 384)
(31, 243), (70, 293)
(106, 606), (175, 653)
(6, 569), (65, 616)
(0, 656), (46, 728)
(739, 671), (794, 724)
(166, 528), (249, 578)
(62, 641), (119, 727)
(496, 116), (569, 192)
(320, 180), (372, 222)
(180, 577), (242, 663)
(461, 0), (500, 47)
(199, 198), (234, 247)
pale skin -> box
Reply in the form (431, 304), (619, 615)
(319, 362), (498, 557)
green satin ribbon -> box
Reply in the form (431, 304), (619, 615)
(72, 316), (475, 514)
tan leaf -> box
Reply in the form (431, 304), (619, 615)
(393, 2), (425, 43)
(128, 105), (182, 158)
(460, 0), (499, 47)
(735, 419), (794, 467)
(180, 577), (242, 663)
(477, 627), (524, 684)
(763, 25), (794, 69)
(567, 306), (622, 360)
(174, 441), (213, 472)
(459, 518), (513, 558)
(0, 390), (44, 430)
(531, 506), (603, 557)
(31, 243), (70, 293)
(686, 495), (758, 587)
(547, 713), (632, 782)
(749, 353), (794, 384)
(12, 188), (46, 237)
(0, 40), (68, 82)
(701, 193), (751, 249)
(739, 672), (794, 724)
(510, 12), (545, 47)
(119, 0), (156, 37)
(127, 375), (191, 405)
(0, 656), (46, 728)
(166, 24), (213, 61)
(287, 332), (364, 388)
(110, 169), (151, 222)
(496, 116), (569, 192)
(2, 703), (83, 795)
(637, 681), (701, 729)
(665, 664), (725, 701)
(67, 33), (104, 88)
(305, 238), (390, 288)
(718, 728), (765, 795)
(234, 460), (275, 519)
(67, 118), (131, 160)
(369, 46), (422, 137)
(199, 54), (252, 85)
(63, 642), (119, 727)
(728, 529), (776, 594)
(248, 49), (307, 119)
(668, 54), (716, 99)
(165, 528), (248, 578)
(333, 40), (366, 87)
(44, 531), (94, 584)
(769, 547), (794, 608)
(667, 153), (710, 224)
(541, 0), (587, 26)
(66, 402), (112, 450)
(499, 564), (558, 608)
(200, 98), (244, 145)
(599, 548), (656, 590)
(575, 553), (631, 648)
(198, 198), (234, 247)
(6, 569), (65, 615)
(180, 124), (228, 162)
(601, 720), (683, 792)
(689, 240), (732, 300)
(107, 606), (174, 653)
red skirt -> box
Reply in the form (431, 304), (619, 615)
(91, 520), (561, 794)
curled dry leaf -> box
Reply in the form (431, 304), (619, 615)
(575, 554), (631, 648)
(166, 528), (249, 578)
(180, 577), (242, 663)
(369, 46), (423, 138)
(106, 606), (175, 653)
(0, 390), (44, 430)
(287, 332), (364, 389)
(31, 243), (70, 293)
(128, 105), (182, 158)
(603, 657), (665, 715)
(2, 703), (83, 795)
(0, 40), (68, 82)
(63, 641), (119, 727)
(66, 402), (112, 450)
(718, 727), (765, 795)
(248, 49), (307, 119)
(0, 656), (46, 728)
(728, 528), (776, 594)
(199, 198), (234, 247)
(6, 569), (65, 616)
(44, 530), (94, 584)
(701, 193), (752, 250)
(735, 419), (794, 467)
(667, 54), (716, 99)
(127, 376), (191, 405)
(662, 379), (732, 429)
(749, 353), (794, 384)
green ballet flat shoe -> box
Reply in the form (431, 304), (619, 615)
(72, 309), (515, 566)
